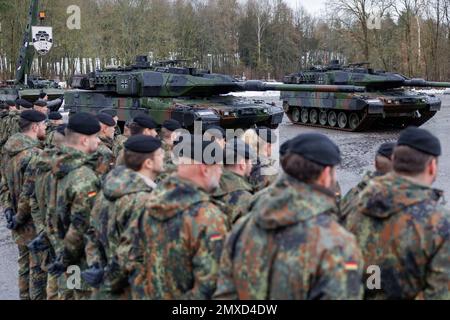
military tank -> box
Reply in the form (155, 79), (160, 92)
(64, 56), (364, 130)
(0, 0), (64, 110)
(282, 61), (450, 131)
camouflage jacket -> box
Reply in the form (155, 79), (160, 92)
(213, 169), (253, 226)
(344, 172), (450, 300)
(44, 124), (60, 148)
(122, 175), (228, 300)
(249, 156), (278, 193)
(112, 135), (127, 160)
(85, 166), (154, 296)
(340, 171), (383, 222)
(95, 136), (115, 176)
(0, 110), (20, 148)
(214, 174), (364, 300)
(17, 147), (59, 235)
(155, 141), (176, 183)
(48, 145), (100, 268)
(0, 110), (9, 148)
(0, 133), (42, 245)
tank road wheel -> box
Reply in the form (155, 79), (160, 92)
(291, 107), (301, 123)
(349, 113), (360, 130)
(337, 112), (348, 129)
(300, 109), (309, 124)
(309, 109), (318, 124)
(319, 111), (328, 126)
(328, 111), (337, 127)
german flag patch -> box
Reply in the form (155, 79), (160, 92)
(210, 234), (223, 242)
(87, 191), (97, 198)
(344, 261), (358, 271)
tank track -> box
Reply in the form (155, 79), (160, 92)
(287, 108), (437, 132)
(286, 108), (379, 132)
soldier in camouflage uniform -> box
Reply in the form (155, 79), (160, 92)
(244, 127), (279, 192)
(44, 112), (64, 148)
(0, 110), (47, 300)
(17, 126), (66, 300)
(33, 100), (49, 115)
(99, 108), (121, 138)
(214, 133), (364, 300)
(0, 102), (12, 183)
(112, 120), (131, 159)
(213, 139), (255, 226)
(340, 142), (395, 222)
(344, 127), (450, 299)
(45, 113), (101, 300)
(95, 113), (116, 175)
(121, 136), (228, 299)
(115, 115), (158, 166)
(156, 119), (181, 181)
(83, 135), (164, 300)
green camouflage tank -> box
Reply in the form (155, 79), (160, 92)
(282, 61), (450, 131)
(64, 56), (363, 130)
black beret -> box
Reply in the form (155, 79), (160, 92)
(97, 113), (116, 127)
(377, 142), (395, 159)
(67, 112), (101, 135)
(205, 125), (226, 139)
(162, 119), (181, 132)
(280, 139), (292, 157)
(6, 100), (16, 107)
(255, 126), (277, 144)
(133, 115), (157, 129)
(175, 134), (223, 165)
(48, 112), (63, 120)
(39, 92), (47, 99)
(56, 124), (67, 136)
(16, 99), (33, 109)
(397, 127), (441, 156)
(20, 110), (47, 123)
(124, 119), (133, 127)
(289, 133), (341, 166)
(224, 139), (255, 165)
(99, 108), (118, 118)
(125, 134), (162, 153)
(34, 100), (47, 107)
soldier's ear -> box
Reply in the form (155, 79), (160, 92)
(428, 157), (437, 177)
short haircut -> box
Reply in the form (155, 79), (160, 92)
(281, 153), (326, 184)
(19, 118), (34, 132)
(393, 145), (434, 176)
(64, 128), (85, 144)
(124, 149), (155, 171)
(129, 122), (145, 136)
(375, 155), (393, 175)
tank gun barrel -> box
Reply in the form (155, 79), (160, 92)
(403, 79), (450, 88)
(240, 80), (365, 93)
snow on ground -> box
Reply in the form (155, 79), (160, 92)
(412, 88), (450, 95)
(227, 91), (281, 98)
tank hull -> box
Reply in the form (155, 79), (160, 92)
(281, 90), (441, 131)
(64, 90), (285, 130)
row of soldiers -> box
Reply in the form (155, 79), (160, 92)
(0, 98), (449, 300)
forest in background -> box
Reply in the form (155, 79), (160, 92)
(0, 0), (449, 82)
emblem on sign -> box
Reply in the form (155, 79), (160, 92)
(31, 26), (53, 55)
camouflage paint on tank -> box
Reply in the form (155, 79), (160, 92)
(64, 56), (362, 130)
(281, 61), (450, 131)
